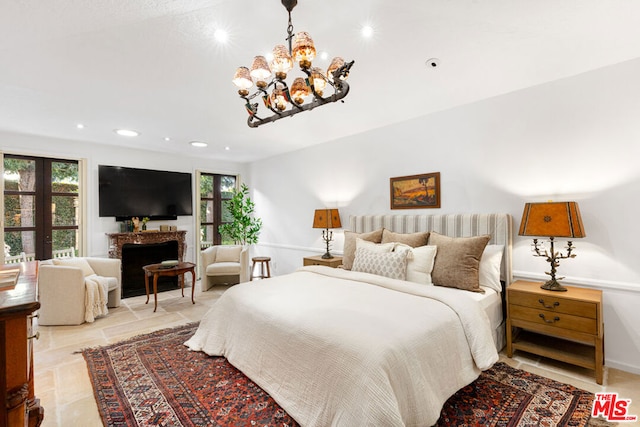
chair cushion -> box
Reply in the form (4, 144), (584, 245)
(53, 258), (96, 277)
(87, 274), (118, 291)
(216, 246), (242, 262)
(206, 262), (241, 276)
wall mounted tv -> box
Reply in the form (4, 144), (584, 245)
(99, 165), (193, 221)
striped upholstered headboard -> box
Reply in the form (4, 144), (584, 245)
(349, 213), (513, 285)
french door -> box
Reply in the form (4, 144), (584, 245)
(3, 154), (80, 261)
(198, 173), (236, 248)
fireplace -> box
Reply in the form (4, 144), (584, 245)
(106, 230), (188, 298)
(121, 241), (179, 298)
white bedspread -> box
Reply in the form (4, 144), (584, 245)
(185, 266), (499, 426)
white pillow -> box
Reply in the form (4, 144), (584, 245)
(352, 247), (408, 280)
(479, 245), (504, 292)
(216, 246), (242, 262)
(53, 258), (96, 277)
(355, 238), (395, 253)
(396, 244), (438, 285)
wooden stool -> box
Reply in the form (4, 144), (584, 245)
(251, 256), (271, 280)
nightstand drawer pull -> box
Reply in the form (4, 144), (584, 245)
(538, 299), (559, 309)
(539, 313), (560, 323)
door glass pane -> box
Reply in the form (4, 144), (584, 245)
(221, 176), (235, 198)
(5, 195), (36, 227)
(52, 229), (77, 254)
(52, 195), (79, 226)
(51, 161), (79, 190)
(3, 158), (36, 191)
(200, 174), (213, 198)
(4, 230), (36, 259)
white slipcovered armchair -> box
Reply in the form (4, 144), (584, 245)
(37, 257), (121, 326)
(201, 245), (249, 291)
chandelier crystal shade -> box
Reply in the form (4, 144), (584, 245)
(232, 0), (354, 128)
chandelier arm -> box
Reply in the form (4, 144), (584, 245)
(247, 80), (350, 128)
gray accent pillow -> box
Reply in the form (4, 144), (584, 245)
(342, 229), (383, 270)
(428, 232), (491, 293)
(381, 229), (430, 248)
(352, 247), (408, 280)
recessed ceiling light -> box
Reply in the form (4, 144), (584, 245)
(361, 25), (374, 38)
(114, 129), (139, 137)
(190, 141), (208, 148)
(164, 137), (171, 141)
(214, 29), (228, 43)
(76, 123), (85, 129)
(319, 51), (329, 61)
(225, 146), (230, 151)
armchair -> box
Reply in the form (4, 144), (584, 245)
(201, 245), (249, 291)
(38, 257), (121, 326)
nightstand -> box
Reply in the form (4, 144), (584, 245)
(303, 255), (343, 268)
(506, 280), (604, 384)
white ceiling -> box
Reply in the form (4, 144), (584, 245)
(2, 0), (640, 163)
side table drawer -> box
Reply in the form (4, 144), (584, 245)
(510, 305), (597, 335)
(509, 291), (597, 319)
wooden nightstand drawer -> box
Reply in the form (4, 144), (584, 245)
(506, 280), (604, 384)
(509, 305), (597, 334)
(303, 255), (343, 268)
(509, 291), (597, 319)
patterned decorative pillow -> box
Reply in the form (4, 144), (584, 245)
(351, 247), (408, 280)
(342, 229), (383, 270)
(381, 229), (430, 248)
(428, 232), (491, 293)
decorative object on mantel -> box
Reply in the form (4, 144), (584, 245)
(232, 0), (354, 128)
(519, 201), (586, 292)
(141, 217), (150, 231)
(218, 184), (262, 246)
(312, 209), (341, 259)
(390, 172), (441, 209)
(131, 217), (140, 232)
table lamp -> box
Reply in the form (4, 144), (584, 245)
(518, 201), (585, 291)
(312, 209), (342, 259)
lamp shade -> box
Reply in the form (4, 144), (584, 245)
(313, 209), (341, 229)
(519, 201), (585, 238)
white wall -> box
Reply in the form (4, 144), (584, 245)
(0, 131), (247, 263)
(248, 57), (640, 374)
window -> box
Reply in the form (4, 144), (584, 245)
(199, 174), (236, 248)
(3, 155), (79, 261)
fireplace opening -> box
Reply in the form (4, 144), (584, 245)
(121, 241), (179, 298)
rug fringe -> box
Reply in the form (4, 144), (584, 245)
(76, 321), (199, 354)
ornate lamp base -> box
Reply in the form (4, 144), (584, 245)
(540, 279), (568, 292)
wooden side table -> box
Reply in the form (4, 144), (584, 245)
(303, 255), (343, 268)
(143, 262), (196, 312)
(506, 280), (604, 384)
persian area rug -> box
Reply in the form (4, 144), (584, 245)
(83, 323), (610, 427)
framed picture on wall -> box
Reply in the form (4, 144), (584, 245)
(390, 172), (441, 209)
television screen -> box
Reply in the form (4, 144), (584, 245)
(99, 165), (193, 220)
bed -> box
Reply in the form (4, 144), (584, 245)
(186, 213), (513, 426)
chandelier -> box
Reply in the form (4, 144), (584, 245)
(232, 0), (354, 128)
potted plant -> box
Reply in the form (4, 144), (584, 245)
(218, 183), (262, 246)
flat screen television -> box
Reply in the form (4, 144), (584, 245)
(99, 165), (193, 221)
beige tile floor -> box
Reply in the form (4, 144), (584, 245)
(33, 281), (640, 427)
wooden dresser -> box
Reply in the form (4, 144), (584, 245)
(1, 262), (44, 426)
(506, 280), (604, 384)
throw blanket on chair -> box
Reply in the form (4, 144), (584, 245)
(85, 275), (109, 322)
